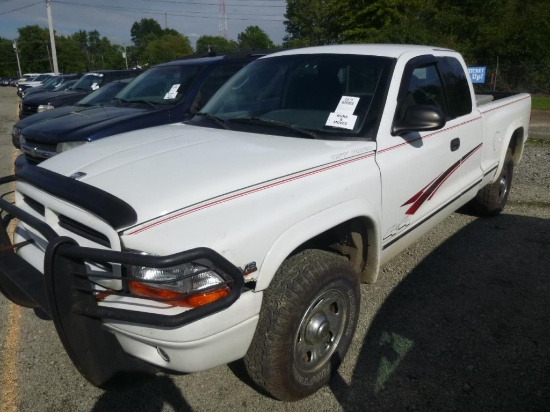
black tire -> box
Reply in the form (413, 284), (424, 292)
(244, 249), (360, 401)
(470, 148), (514, 216)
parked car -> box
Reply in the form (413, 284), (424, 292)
(15, 73), (40, 86)
(19, 69), (140, 119)
(17, 73), (57, 96)
(20, 74), (81, 99)
(13, 78), (135, 148)
(16, 53), (263, 163)
(1, 77), (16, 86)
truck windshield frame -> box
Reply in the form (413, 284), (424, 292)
(199, 54), (394, 139)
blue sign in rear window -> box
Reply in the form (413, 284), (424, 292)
(468, 67), (486, 83)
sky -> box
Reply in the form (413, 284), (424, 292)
(0, 0), (287, 47)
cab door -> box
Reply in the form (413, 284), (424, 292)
(376, 55), (482, 259)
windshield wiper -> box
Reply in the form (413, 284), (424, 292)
(125, 99), (157, 109)
(196, 112), (231, 130)
(228, 117), (318, 139)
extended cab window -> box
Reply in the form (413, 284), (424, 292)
(439, 57), (472, 118)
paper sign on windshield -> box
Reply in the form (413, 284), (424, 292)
(326, 112), (357, 130)
(91, 83), (99, 90)
(335, 96), (360, 114)
(164, 84), (180, 100)
(326, 96), (360, 129)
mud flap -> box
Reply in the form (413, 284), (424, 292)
(44, 237), (158, 389)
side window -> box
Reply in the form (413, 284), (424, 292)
(411, 65), (447, 111)
(439, 57), (472, 118)
(191, 63), (245, 113)
(397, 63), (447, 120)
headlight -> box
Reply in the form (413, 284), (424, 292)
(126, 260), (230, 308)
(12, 126), (21, 140)
(37, 104), (54, 113)
(56, 140), (87, 153)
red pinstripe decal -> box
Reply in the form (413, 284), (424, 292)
(128, 151), (376, 235)
(127, 111), (498, 235)
(378, 116), (482, 155)
(480, 95), (530, 114)
(427, 143), (482, 201)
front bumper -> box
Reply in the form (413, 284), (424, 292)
(0, 172), (245, 387)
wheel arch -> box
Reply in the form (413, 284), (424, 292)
(254, 199), (381, 291)
(492, 125), (524, 184)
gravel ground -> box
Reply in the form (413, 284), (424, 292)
(0, 86), (549, 411)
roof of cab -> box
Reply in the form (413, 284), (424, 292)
(264, 44), (455, 59)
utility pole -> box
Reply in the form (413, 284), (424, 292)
(122, 45), (128, 69)
(12, 40), (22, 77)
(46, 0), (59, 73)
(219, 0), (228, 39)
(45, 42), (53, 72)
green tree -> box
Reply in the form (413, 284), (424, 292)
(237, 26), (274, 49)
(195, 35), (238, 54)
(284, 0), (342, 46)
(55, 35), (87, 73)
(283, 0), (550, 92)
(131, 18), (164, 63)
(141, 33), (193, 66)
(338, 0), (435, 44)
(0, 37), (17, 76)
(16, 25), (51, 73)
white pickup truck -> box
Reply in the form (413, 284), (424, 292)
(0, 45), (531, 401)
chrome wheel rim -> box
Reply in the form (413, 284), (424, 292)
(293, 288), (349, 374)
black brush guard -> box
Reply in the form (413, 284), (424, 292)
(0, 173), (244, 388)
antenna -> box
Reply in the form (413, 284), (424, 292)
(218, 0), (228, 39)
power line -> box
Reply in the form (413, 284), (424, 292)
(51, 1), (285, 21)
(137, 0), (285, 8)
(0, 1), (42, 16)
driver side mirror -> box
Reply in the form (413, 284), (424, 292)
(392, 105), (446, 136)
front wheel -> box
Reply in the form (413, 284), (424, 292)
(470, 148), (514, 216)
(244, 249), (360, 401)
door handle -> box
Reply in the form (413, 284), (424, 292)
(450, 138), (460, 152)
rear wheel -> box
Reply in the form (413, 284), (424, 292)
(470, 148), (514, 216)
(245, 249), (360, 401)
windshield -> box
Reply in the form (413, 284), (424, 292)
(54, 80), (77, 92)
(42, 75), (63, 88)
(33, 74), (51, 82)
(77, 80), (129, 106)
(72, 73), (107, 91)
(200, 54), (393, 138)
(115, 64), (203, 105)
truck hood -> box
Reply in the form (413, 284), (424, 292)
(16, 105), (81, 129)
(21, 106), (152, 143)
(41, 123), (376, 229)
(24, 90), (88, 106)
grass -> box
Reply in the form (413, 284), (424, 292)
(532, 96), (550, 110)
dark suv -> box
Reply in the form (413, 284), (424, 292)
(17, 53), (264, 164)
(13, 78), (135, 149)
(19, 69), (140, 119)
(20, 74), (81, 99)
